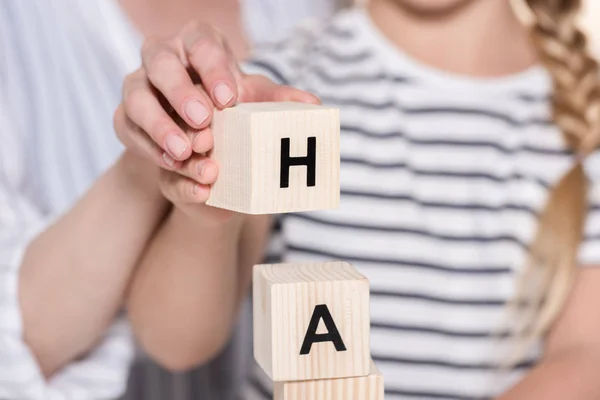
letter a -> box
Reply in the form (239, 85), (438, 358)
(300, 304), (347, 355)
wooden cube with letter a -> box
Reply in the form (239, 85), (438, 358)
(253, 261), (370, 382)
(273, 361), (384, 400)
(206, 102), (340, 214)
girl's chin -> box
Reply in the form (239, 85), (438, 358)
(384, 0), (478, 17)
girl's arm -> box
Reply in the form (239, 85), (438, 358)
(114, 20), (318, 372)
(126, 206), (272, 371)
(18, 152), (169, 378)
(498, 268), (600, 399)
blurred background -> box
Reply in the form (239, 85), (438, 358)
(512, 0), (600, 48)
(580, 0), (600, 48)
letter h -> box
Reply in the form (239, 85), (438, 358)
(280, 137), (317, 189)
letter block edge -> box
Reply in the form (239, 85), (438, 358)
(273, 360), (384, 400)
(253, 261), (371, 382)
(205, 105), (252, 212)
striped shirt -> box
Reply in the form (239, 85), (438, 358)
(242, 8), (600, 400)
(0, 1), (338, 399)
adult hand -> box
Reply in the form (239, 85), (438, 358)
(114, 21), (319, 208)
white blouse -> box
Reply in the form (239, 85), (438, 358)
(0, 0), (337, 398)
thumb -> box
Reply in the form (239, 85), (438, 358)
(240, 74), (320, 104)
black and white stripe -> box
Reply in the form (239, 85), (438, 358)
(242, 7), (600, 400)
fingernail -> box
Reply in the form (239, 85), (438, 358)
(162, 152), (175, 167)
(165, 134), (188, 159)
(214, 83), (234, 106)
(196, 160), (207, 177)
(184, 99), (209, 126)
(192, 132), (200, 151)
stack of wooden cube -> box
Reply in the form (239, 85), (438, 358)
(253, 261), (384, 400)
(206, 101), (384, 398)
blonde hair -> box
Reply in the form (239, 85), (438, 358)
(510, 0), (600, 349)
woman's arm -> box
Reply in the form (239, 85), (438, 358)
(497, 268), (600, 399)
(126, 204), (271, 371)
(18, 152), (169, 378)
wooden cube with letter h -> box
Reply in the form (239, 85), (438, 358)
(206, 102), (340, 214)
(253, 261), (371, 381)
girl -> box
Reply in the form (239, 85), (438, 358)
(116, 0), (600, 398)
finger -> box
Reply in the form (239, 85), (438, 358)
(241, 74), (321, 104)
(122, 70), (192, 161)
(142, 37), (213, 129)
(173, 109), (213, 154)
(179, 22), (239, 108)
(160, 169), (211, 205)
(176, 154), (219, 185)
(114, 104), (184, 170)
(189, 126), (214, 154)
(167, 105), (209, 157)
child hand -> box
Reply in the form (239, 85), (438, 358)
(157, 152), (236, 226)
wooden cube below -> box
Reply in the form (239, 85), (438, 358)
(274, 361), (384, 400)
(253, 261), (371, 382)
(206, 102), (340, 214)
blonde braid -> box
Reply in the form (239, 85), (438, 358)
(512, 0), (600, 346)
